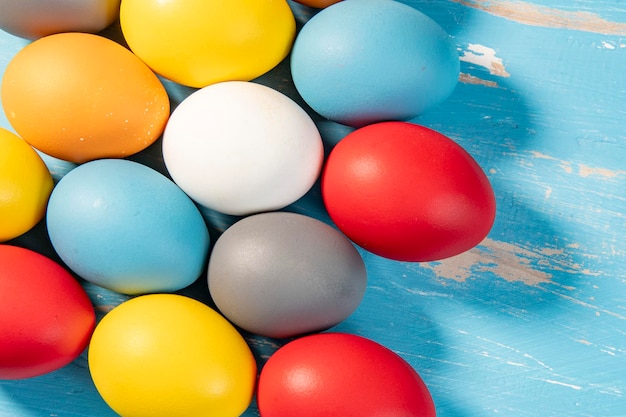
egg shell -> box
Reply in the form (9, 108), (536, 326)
(88, 294), (257, 417)
(163, 81), (324, 216)
(0, 127), (53, 242)
(1, 32), (170, 163)
(120, 0), (296, 88)
(257, 332), (436, 417)
(46, 159), (210, 295)
(207, 212), (367, 339)
(290, 0), (460, 127)
(321, 121), (496, 262)
(0, 0), (121, 39)
(292, 0), (342, 8)
(0, 245), (95, 380)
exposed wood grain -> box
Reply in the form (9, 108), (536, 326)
(453, 0), (626, 35)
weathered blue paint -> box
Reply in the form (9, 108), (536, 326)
(1, 1), (625, 416)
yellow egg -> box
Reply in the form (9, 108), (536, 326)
(119, 0), (296, 88)
(88, 294), (257, 417)
(0, 128), (53, 242)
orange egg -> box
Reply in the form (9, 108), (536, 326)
(1, 32), (170, 163)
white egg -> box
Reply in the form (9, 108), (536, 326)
(162, 81), (324, 216)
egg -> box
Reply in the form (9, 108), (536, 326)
(0, 245), (95, 380)
(0, 0), (121, 39)
(88, 294), (257, 417)
(46, 159), (210, 295)
(290, 0), (460, 127)
(120, 0), (296, 88)
(292, 0), (342, 8)
(208, 212), (367, 339)
(1, 32), (170, 163)
(163, 81), (324, 216)
(0, 128), (53, 242)
(321, 121), (496, 262)
(257, 332), (436, 417)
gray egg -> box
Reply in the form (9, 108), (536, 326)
(0, 0), (120, 39)
(208, 211), (367, 339)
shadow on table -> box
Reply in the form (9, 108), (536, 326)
(0, 356), (117, 417)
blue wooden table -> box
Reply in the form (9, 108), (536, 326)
(2, 1), (625, 416)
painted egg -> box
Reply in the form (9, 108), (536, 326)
(1, 32), (170, 163)
(293, 0), (342, 8)
(88, 294), (257, 417)
(0, 128), (53, 242)
(0, 0), (120, 39)
(46, 159), (210, 295)
(208, 212), (367, 339)
(120, 0), (295, 88)
(257, 332), (436, 417)
(321, 121), (496, 262)
(290, 0), (459, 127)
(163, 81), (324, 216)
(0, 245), (95, 380)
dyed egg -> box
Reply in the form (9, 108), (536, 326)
(120, 0), (295, 88)
(208, 212), (367, 339)
(163, 81), (324, 216)
(88, 294), (257, 417)
(0, 0), (120, 39)
(46, 159), (210, 295)
(1, 32), (170, 163)
(293, 0), (342, 8)
(0, 128), (53, 242)
(257, 332), (436, 417)
(290, 0), (459, 127)
(321, 121), (496, 262)
(0, 245), (95, 380)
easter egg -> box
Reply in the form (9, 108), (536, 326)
(257, 332), (436, 417)
(0, 0), (120, 39)
(321, 121), (496, 262)
(1, 32), (170, 163)
(290, 0), (460, 127)
(119, 0), (296, 88)
(88, 294), (257, 417)
(0, 245), (95, 380)
(46, 159), (210, 295)
(0, 128), (53, 242)
(293, 0), (342, 8)
(163, 81), (324, 216)
(208, 212), (367, 339)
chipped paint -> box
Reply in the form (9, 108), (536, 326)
(459, 72), (500, 87)
(453, 0), (626, 35)
(421, 237), (596, 286)
(578, 164), (626, 179)
(544, 186), (553, 200)
(560, 161), (626, 179)
(460, 44), (511, 77)
(422, 238), (555, 285)
(530, 150), (626, 179)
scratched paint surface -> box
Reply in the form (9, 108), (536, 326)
(1, 1), (625, 416)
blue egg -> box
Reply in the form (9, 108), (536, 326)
(46, 159), (210, 295)
(290, 0), (460, 127)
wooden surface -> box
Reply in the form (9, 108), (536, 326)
(2, 1), (626, 416)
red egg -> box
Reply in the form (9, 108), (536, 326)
(321, 121), (496, 262)
(0, 245), (96, 379)
(257, 332), (436, 417)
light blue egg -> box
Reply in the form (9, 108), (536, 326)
(46, 159), (210, 295)
(290, 0), (460, 127)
